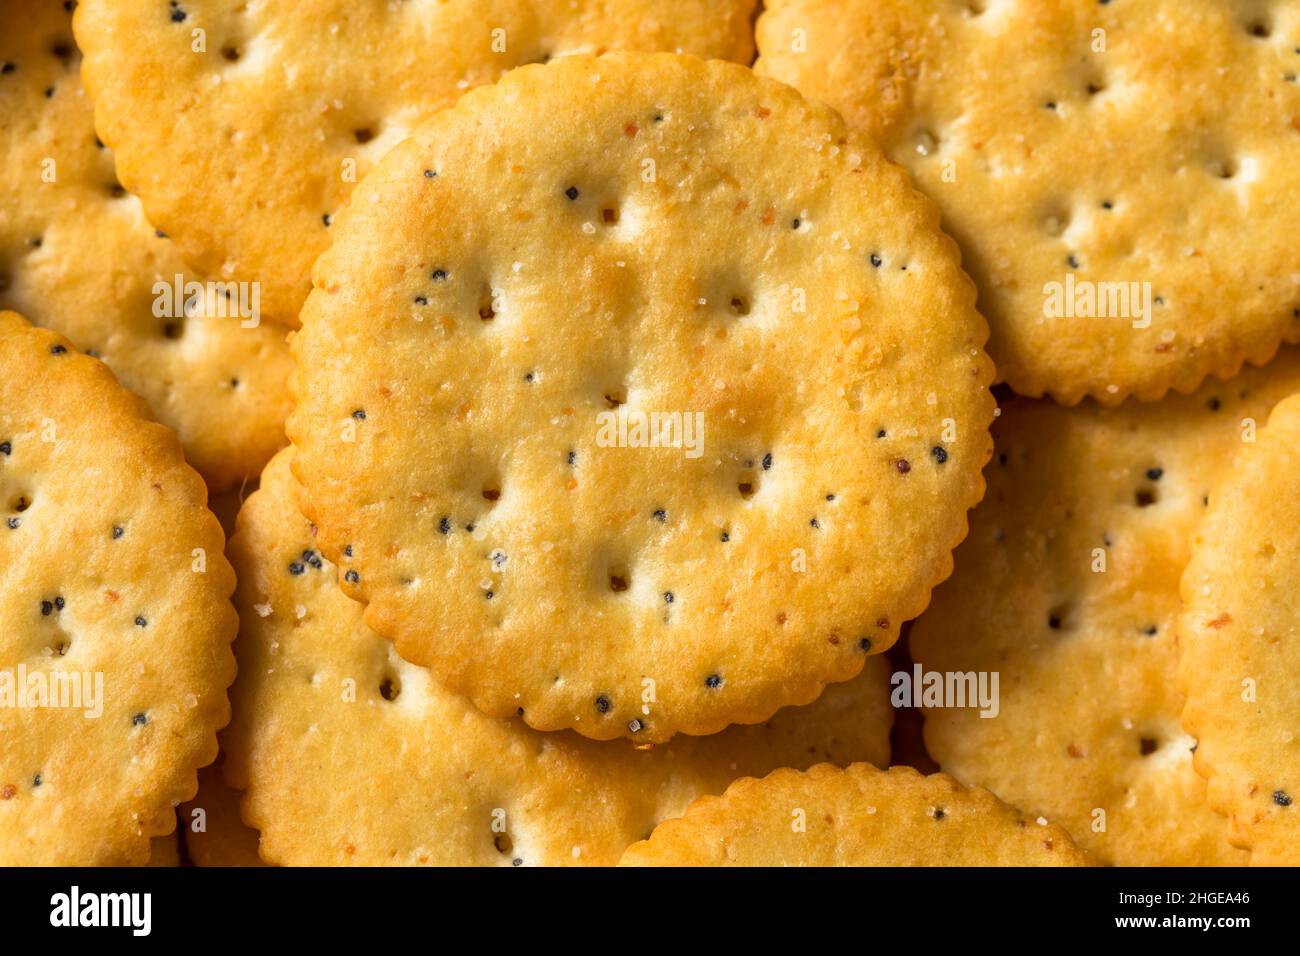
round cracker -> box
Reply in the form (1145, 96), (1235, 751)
(289, 52), (995, 742)
(756, 0), (1300, 404)
(72, 0), (758, 325)
(221, 449), (893, 866)
(1180, 393), (1300, 866)
(0, 310), (237, 865)
(0, 0), (292, 491)
(618, 763), (1090, 866)
(911, 352), (1300, 865)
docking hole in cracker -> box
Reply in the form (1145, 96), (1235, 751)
(0, 310), (237, 865)
(757, 0), (1300, 403)
(1180, 392), (1300, 866)
(72, 0), (759, 325)
(220, 450), (892, 865)
(618, 763), (1091, 866)
(0, 0), (293, 491)
(911, 350), (1300, 865)
(288, 53), (995, 742)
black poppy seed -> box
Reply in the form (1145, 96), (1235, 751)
(1045, 101), (1058, 110)
(424, 169), (437, 178)
(791, 218), (801, 229)
(652, 508), (667, 523)
(169, 2), (186, 23)
(1142, 625), (1158, 636)
(431, 269), (448, 281)
(134, 616), (147, 627)
(485, 590), (494, 600)
(54, 596), (64, 610)
(762, 452), (773, 471)
(524, 371), (535, 382)
(1101, 200), (1113, 209)
(663, 591), (674, 604)
(132, 712), (147, 726)
(810, 517), (820, 529)
(414, 295), (428, 305)
(998, 452), (1009, 466)
(344, 545), (353, 557)
(303, 549), (323, 569)
(566, 450), (576, 465)
(564, 186), (579, 200)
(870, 253), (882, 268)
(288, 561), (305, 575)
(1067, 254), (1080, 268)
(1145, 467), (1163, 481)
(720, 530), (730, 542)
(155, 228), (167, 238)
(0, 62), (13, 74)
(1275, 790), (1293, 807)
(465, 523), (475, 532)
(0, 441), (9, 455)
(628, 719), (644, 733)
(112, 525), (123, 539)
(934, 808), (947, 820)
(859, 637), (872, 651)
(44, 86), (54, 98)
(322, 214), (332, 227)
(351, 408), (366, 420)
(826, 493), (835, 501)
(1208, 397), (1222, 411)
(932, 446), (949, 464)
(50, 344), (66, 355)
(7, 518), (19, 529)
(515, 707), (524, 717)
(876, 429), (887, 439)
(595, 695), (611, 714)
(705, 673), (722, 689)
(41, 601), (53, 616)
(32, 773), (41, 787)
(438, 516), (451, 535)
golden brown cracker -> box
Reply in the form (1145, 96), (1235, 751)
(221, 449), (893, 866)
(289, 52), (995, 742)
(619, 763), (1090, 866)
(0, 0), (291, 490)
(757, 0), (1300, 403)
(911, 352), (1300, 864)
(1180, 392), (1300, 865)
(73, 0), (759, 324)
(0, 310), (237, 865)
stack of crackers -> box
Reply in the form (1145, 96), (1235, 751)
(1, 0), (1295, 867)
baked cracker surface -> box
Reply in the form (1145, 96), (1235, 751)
(220, 449), (893, 866)
(1180, 392), (1300, 866)
(618, 763), (1090, 866)
(0, 310), (237, 865)
(912, 350), (1300, 864)
(73, 0), (759, 325)
(289, 52), (995, 743)
(757, 0), (1300, 403)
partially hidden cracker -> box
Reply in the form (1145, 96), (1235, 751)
(220, 450), (894, 866)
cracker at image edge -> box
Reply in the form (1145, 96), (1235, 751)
(618, 763), (1091, 866)
(910, 354), (1300, 865)
(0, 0), (293, 491)
(182, 760), (266, 868)
(1179, 393), (1300, 866)
(288, 52), (995, 743)
(0, 311), (237, 865)
(219, 449), (893, 866)
(756, 0), (1300, 404)
(72, 0), (759, 326)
